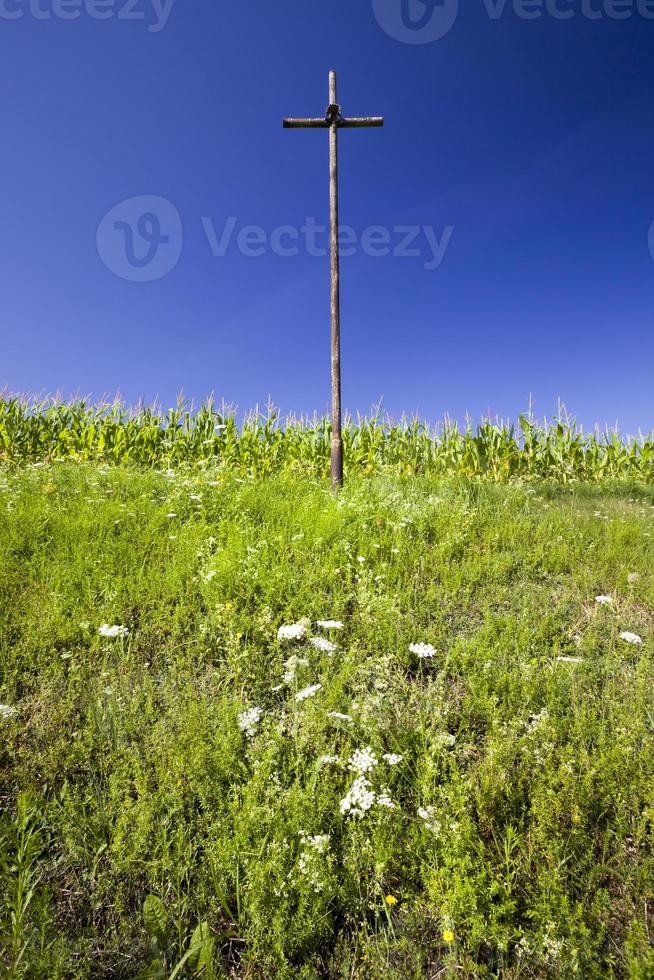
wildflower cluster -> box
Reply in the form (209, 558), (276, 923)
(277, 622), (307, 642)
(239, 707), (263, 738)
(98, 624), (129, 639)
(409, 642), (436, 659)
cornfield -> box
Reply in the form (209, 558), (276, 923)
(0, 395), (652, 482)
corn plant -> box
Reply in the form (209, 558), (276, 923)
(0, 395), (652, 482)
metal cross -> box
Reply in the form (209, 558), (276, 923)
(283, 70), (384, 490)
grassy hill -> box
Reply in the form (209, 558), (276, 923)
(1, 464), (654, 977)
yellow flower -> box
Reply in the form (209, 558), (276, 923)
(385, 895), (398, 906)
(443, 929), (455, 943)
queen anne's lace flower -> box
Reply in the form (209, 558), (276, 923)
(595, 595), (613, 605)
(0, 704), (18, 721)
(348, 746), (378, 774)
(557, 656), (583, 663)
(409, 642), (435, 659)
(620, 631), (643, 645)
(309, 637), (337, 654)
(277, 623), (307, 641)
(317, 620), (343, 630)
(238, 707), (263, 737)
(327, 711), (353, 722)
(383, 753), (403, 766)
(340, 776), (376, 817)
(99, 624), (129, 639)
(296, 683), (322, 702)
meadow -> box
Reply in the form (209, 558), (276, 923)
(1, 404), (654, 977)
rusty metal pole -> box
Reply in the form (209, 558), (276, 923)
(282, 74), (383, 491)
(328, 70), (343, 491)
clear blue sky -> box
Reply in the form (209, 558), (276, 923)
(1, 0), (653, 431)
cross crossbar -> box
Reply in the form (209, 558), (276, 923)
(283, 117), (384, 129)
(282, 70), (384, 491)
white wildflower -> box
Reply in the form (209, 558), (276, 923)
(271, 684), (284, 693)
(409, 642), (436, 659)
(300, 832), (330, 854)
(434, 732), (456, 749)
(348, 746), (378, 775)
(277, 623), (307, 642)
(318, 754), (339, 767)
(298, 833), (331, 892)
(556, 656), (583, 663)
(0, 704), (18, 721)
(309, 636), (337, 654)
(383, 753), (403, 766)
(417, 806), (441, 833)
(620, 631), (643, 645)
(526, 708), (549, 732)
(317, 620), (343, 630)
(357, 556), (366, 564)
(595, 595), (613, 605)
(628, 572), (640, 584)
(296, 683), (322, 702)
(238, 706), (263, 738)
(376, 791), (396, 809)
(340, 776), (376, 818)
(98, 624), (129, 639)
(327, 711), (353, 722)
(166, 513), (177, 518)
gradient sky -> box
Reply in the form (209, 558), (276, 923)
(1, 0), (653, 431)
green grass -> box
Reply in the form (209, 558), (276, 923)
(1, 464), (654, 977)
(1, 396), (654, 481)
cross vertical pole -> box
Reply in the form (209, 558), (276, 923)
(328, 70), (343, 491)
(283, 73), (383, 491)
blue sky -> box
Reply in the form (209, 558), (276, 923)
(1, 0), (653, 431)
